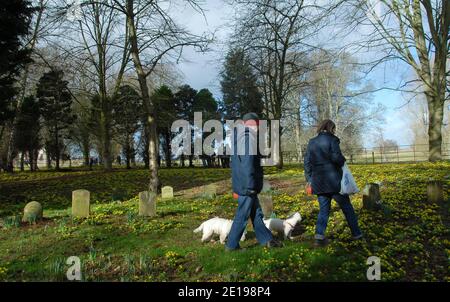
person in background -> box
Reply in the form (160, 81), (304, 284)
(226, 113), (282, 251)
(304, 119), (363, 247)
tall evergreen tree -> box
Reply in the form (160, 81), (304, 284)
(14, 95), (41, 171)
(174, 84), (197, 121)
(174, 85), (197, 167)
(0, 0), (34, 172)
(194, 89), (219, 120)
(37, 69), (75, 170)
(112, 85), (142, 169)
(220, 48), (263, 119)
(152, 85), (176, 168)
(194, 89), (220, 161)
(0, 0), (33, 125)
(69, 98), (92, 167)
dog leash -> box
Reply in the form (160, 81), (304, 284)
(285, 222), (296, 228)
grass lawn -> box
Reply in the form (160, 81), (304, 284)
(0, 162), (449, 281)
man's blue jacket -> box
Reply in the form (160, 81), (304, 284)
(231, 128), (263, 196)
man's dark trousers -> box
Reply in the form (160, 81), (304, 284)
(226, 194), (273, 250)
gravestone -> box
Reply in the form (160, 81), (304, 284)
(72, 189), (90, 218)
(22, 201), (43, 223)
(139, 191), (157, 217)
(202, 184), (217, 199)
(259, 193), (273, 218)
(161, 186), (174, 199)
(362, 183), (382, 210)
(427, 181), (444, 203)
(262, 179), (272, 193)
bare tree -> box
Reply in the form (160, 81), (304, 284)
(229, 0), (342, 168)
(2, 0), (54, 172)
(53, 0), (131, 170)
(104, 0), (211, 192)
(347, 0), (449, 161)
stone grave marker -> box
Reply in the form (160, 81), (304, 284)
(22, 201), (43, 223)
(259, 193), (273, 218)
(139, 191), (157, 217)
(72, 189), (90, 218)
(262, 179), (272, 193)
(363, 183), (381, 210)
(362, 183), (382, 210)
(202, 184), (217, 199)
(427, 181), (444, 203)
(161, 186), (174, 199)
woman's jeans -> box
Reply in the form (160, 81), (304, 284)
(226, 195), (273, 250)
(315, 193), (362, 240)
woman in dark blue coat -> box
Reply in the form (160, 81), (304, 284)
(304, 119), (363, 246)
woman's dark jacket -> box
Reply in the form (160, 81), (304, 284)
(304, 131), (346, 195)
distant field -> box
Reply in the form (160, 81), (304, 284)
(0, 163), (449, 281)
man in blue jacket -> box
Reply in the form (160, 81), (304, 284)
(226, 113), (282, 251)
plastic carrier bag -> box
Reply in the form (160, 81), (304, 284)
(340, 163), (359, 195)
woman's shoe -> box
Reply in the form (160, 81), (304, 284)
(265, 239), (283, 248)
(352, 234), (364, 241)
(225, 246), (246, 252)
(314, 238), (329, 247)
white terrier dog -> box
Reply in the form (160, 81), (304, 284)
(193, 217), (246, 244)
(263, 212), (302, 240)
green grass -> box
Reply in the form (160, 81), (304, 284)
(0, 162), (449, 281)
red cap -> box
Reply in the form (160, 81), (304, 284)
(244, 119), (259, 127)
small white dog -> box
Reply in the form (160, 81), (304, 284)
(194, 217), (246, 244)
(263, 212), (302, 240)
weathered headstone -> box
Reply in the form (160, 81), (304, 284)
(262, 179), (272, 193)
(139, 191), (157, 217)
(72, 189), (90, 218)
(202, 184), (217, 199)
(427, 181), (444, 203)
(161, 186), (174, 199)
(362, 183), (382, 210)
(22, 201), (43, 223)
(259, 193), (273, 218)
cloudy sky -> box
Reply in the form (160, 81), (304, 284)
(169, 0), (429, 148)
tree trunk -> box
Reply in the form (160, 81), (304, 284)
(146, 116), (159, 192)
(427, 97), (443, 162)
(126, 155), (131, 169)
(165, 130), (172, 168)
(294, 102), (303, 162)
(20, 152), (24, 171)
(275, 114), (283, 169)
(131, 148), (135, 166)
(29, 150), (34, 172)
(46, 147), (51, 169)
(1, 122), (15, 172)
(126, 1), (159, 193)
(32, 149), (39, 171)
(55, 127), (60, 171)
(277, 147), (284, 169)
(142, 121), (150, 169)
(100, 109), (113, 170)
(82, 138), (90, 166)
(125, 134), (131, 169)
(83, 149), (90, 166)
